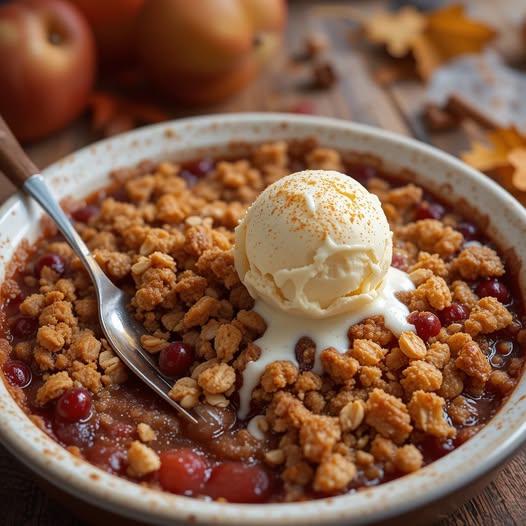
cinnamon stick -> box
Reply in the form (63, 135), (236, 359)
(445, 93), (500, 130)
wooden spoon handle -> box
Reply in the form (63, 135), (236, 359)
(0, 115), (39, 188)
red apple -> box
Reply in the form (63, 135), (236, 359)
(0, 0), (96, 143)
(136, 0), (287, 105)
(68, 0), (144, 65)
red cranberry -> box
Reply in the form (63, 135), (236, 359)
(475, 279), (511, 304)
(2, 360), (32, 388)
(53, 413), (99, 448)
(350, 165), (377, 185)
(34, 253), (66, 278)
(71, 205), (99, 223)
(87, 444), (127, 475)
(55, 388), (92, 422)
(456, 222), (478, 241)
(158, 342), (194, 377)
(414, 203), (445, 221)
(205, 462), (273, 503)
(9, 315), (39, 339)
(186, 158), (214, 178)
(159, 448), (209, 494)
(439, 303), (468, 325)
(180, 158), (215, 186)
(407, 311), (441, 341)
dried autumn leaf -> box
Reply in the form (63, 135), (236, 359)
(87, 91), (170, 137)
(414, 5), (497, 79)
(363, 4), (496, 79)
(461, 127), (526, 171)
(364, 7), (426, 58)
(508, 148), (526, 191)
(87, 92), (120, 131)
(462, 127), (526, 198)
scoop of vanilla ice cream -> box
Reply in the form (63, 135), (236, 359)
(234, 170), (393, 318)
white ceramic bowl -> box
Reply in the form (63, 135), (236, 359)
(1, 113), (525, 526)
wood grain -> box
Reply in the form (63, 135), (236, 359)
(0, 1), (525, 525)
(0, 443), (86, 525)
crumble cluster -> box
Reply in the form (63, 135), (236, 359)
(1, 139), (524, 500)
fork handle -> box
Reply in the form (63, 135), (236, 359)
(0, 115), (106, 288)
(0, 115), (39, 187)
(0, 115), (198, 424)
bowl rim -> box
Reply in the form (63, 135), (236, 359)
(0, 112), (525, 525)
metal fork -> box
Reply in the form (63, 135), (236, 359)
(0, 116), (197, 424)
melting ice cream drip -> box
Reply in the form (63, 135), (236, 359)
(233, 170), (415, 419)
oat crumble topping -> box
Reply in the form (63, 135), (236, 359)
(0, 139), (524, 503)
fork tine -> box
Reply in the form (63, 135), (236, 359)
(98, 286), (198, 424)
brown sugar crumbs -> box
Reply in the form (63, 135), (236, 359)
(0, 138), (524, 503)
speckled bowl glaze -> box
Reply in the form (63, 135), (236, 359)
(0, 114), (525, 526)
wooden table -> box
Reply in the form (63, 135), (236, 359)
(1, 1), (525, 524)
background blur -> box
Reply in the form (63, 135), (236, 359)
(0, 0), (526, 524)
